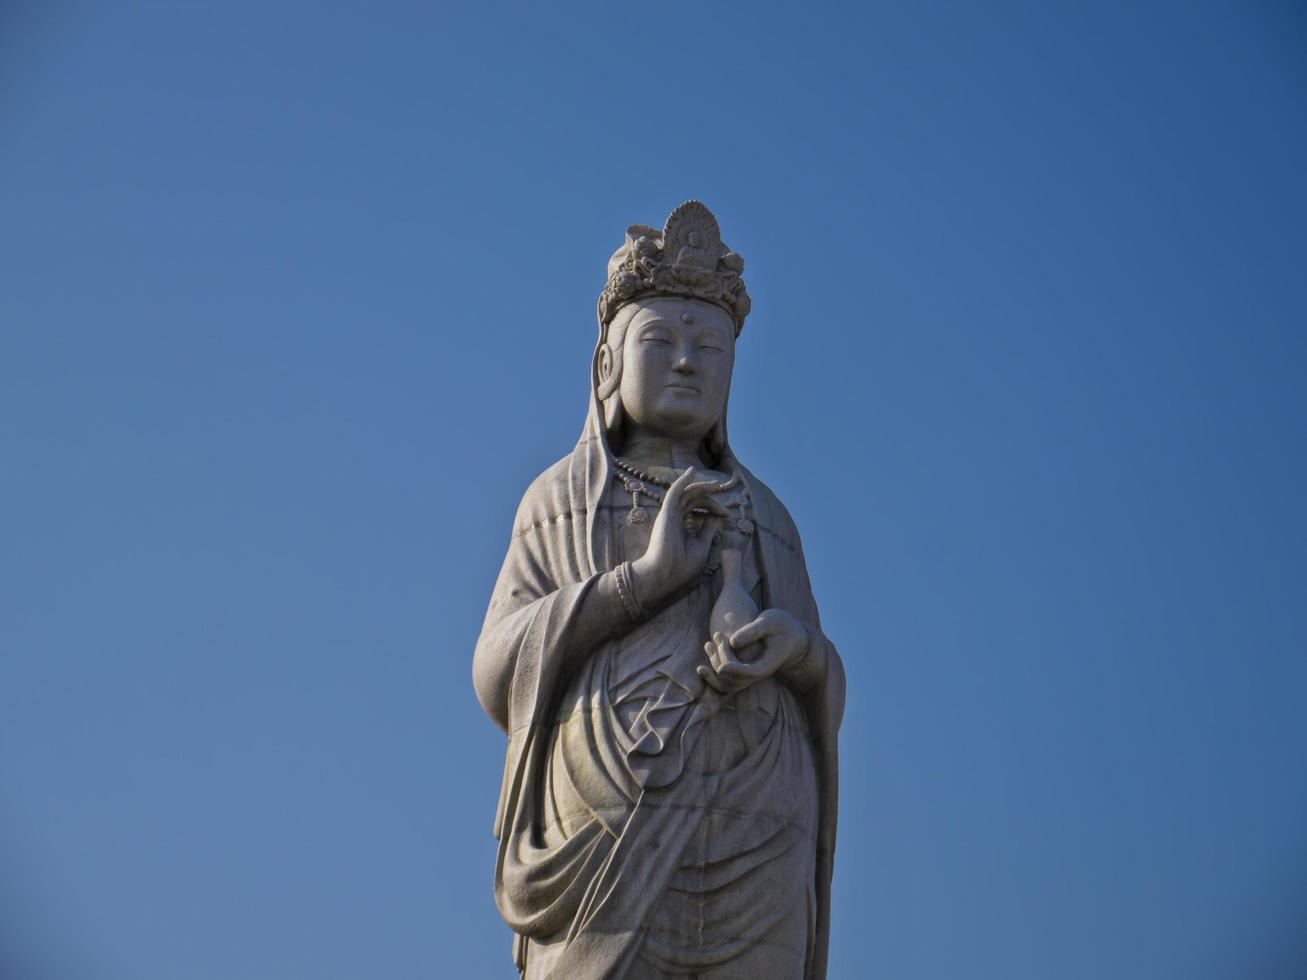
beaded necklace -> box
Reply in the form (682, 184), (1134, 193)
(612, 456), (754, 538)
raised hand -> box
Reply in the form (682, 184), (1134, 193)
(630, 467), (731, 608)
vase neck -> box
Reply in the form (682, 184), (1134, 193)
(718, 546), (743, 584)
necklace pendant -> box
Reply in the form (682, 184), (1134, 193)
(623, 476), (652, 524)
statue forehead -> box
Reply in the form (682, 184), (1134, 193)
(622, 296), (735, 332)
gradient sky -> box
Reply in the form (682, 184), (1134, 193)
(2, 3), (1305, 978)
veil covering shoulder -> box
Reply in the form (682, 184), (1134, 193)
(475, 338), (842, 979)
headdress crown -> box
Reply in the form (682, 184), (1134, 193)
(599, 201), (751, 335)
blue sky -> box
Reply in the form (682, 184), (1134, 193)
(2, 2), (1305, 977)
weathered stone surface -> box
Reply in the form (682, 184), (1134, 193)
(474, 202), (845, 979)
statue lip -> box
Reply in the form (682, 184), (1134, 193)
(665, 382), (701, 393)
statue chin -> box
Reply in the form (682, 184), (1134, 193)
(630, 408), (716, 444)
(603, 393), (725, 462)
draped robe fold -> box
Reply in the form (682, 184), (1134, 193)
(476, 408), (842, 979)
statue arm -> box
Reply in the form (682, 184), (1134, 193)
(775, 497), (846, 732)
(474, 553), (694, 732)
(472, 547), (618, 734)
(472, 513), (659, 734)
(783, 526), (846, 733)
(474, 467), (728, 732)
(781, 624), (846, 731)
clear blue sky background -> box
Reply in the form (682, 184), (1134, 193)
(2, 2), (1304, 978)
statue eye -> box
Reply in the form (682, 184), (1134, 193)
(699, 344), (724, 353)
(642, 333), (671, 346)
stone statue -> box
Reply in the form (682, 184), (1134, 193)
(473, 202), (845, 979)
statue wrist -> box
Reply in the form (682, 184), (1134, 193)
(628, 556), (672, 609)
(614, 561), (648, 623)
(779, 622), (818, 688)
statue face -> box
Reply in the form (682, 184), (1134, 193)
(617, 296), (735, 441)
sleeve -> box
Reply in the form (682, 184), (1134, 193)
(472, 474), (600, 735)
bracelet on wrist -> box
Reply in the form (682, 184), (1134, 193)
(614, 561), (646, 623)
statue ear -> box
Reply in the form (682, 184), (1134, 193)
(603, 390), (624, 438)
(595, 343), (620, 399)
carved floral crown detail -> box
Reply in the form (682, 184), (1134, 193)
(598, 201), (751, 335)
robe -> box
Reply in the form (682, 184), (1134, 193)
(475, 409), (842, 979)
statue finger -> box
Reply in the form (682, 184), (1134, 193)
(748, 643), (793, 675)
(718, 658), (766, 680)
(660, 467), (698, 512)
(680, 478), (729, 497)
(729, 620), (773, 648)
(702, 496), (733, 518)
(715, 664), (764, 691)
(680, 489), (730, 517)
(697, 664), (731, 694)
(710, 639), (742, 673)
(705, 637), (726, 669)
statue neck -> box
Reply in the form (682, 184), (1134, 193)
(620, 426), (711, 471)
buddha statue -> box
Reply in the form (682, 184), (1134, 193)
(474, 201), (845, 979)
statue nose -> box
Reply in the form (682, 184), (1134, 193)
(672, 352), (696, 373)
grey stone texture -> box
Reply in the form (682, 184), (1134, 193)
(474, 202), (845, 979)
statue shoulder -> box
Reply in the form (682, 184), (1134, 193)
(511, 451), (583, 530)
